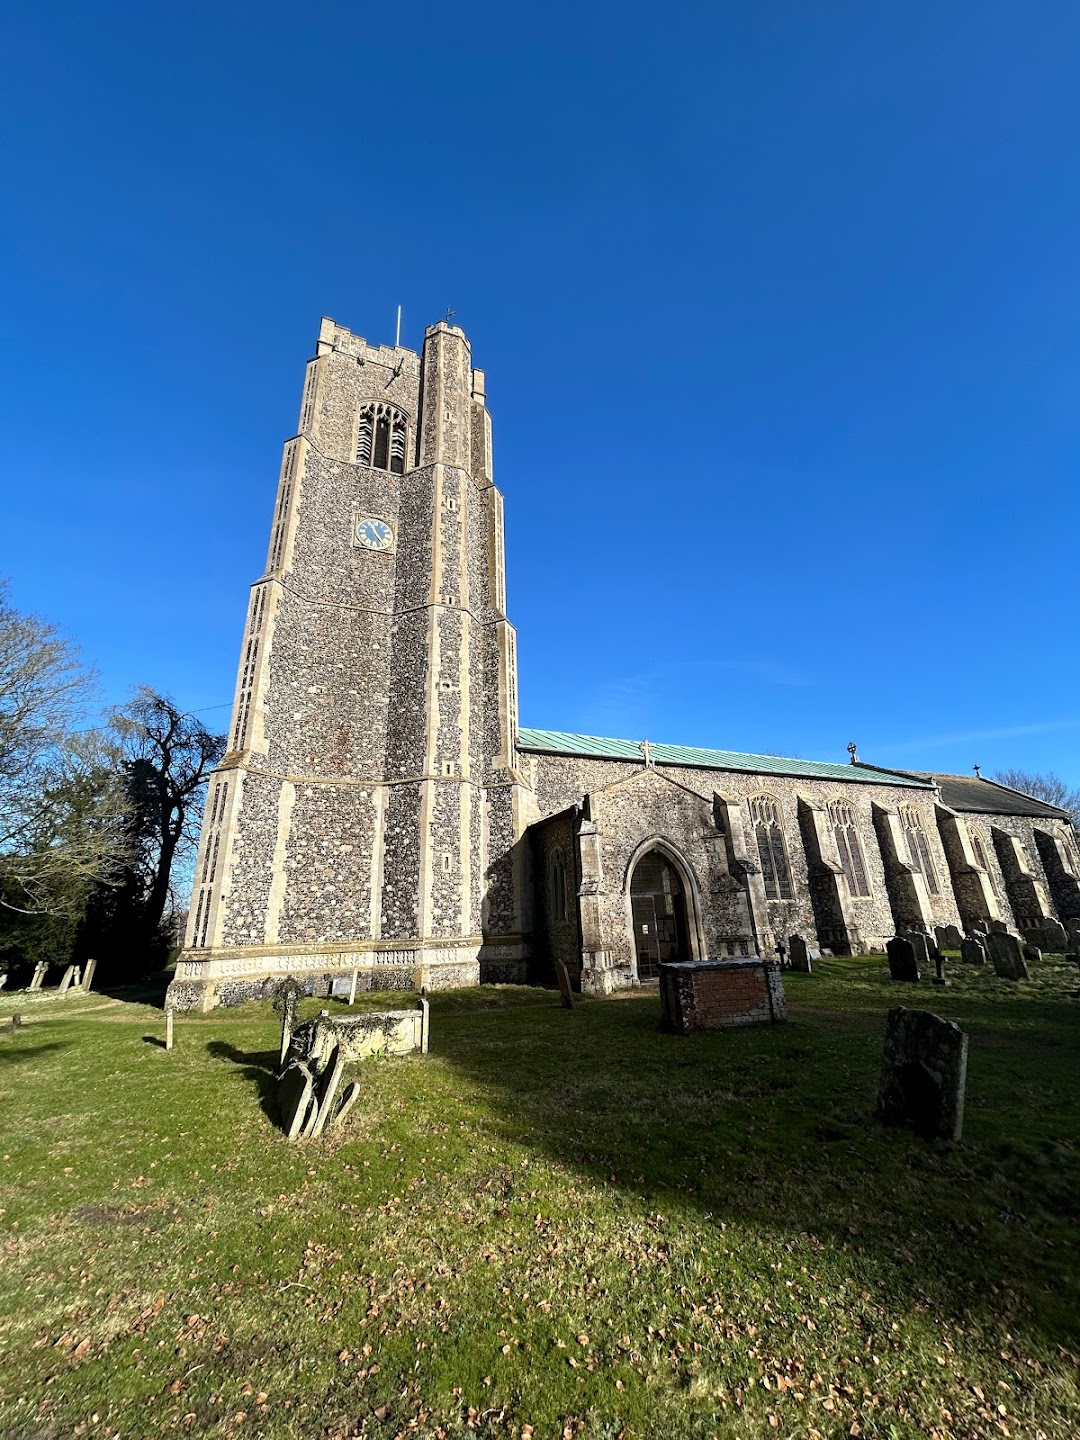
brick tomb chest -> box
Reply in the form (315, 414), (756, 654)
(659, 957), (786, 1033)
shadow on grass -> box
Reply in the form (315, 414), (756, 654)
(0, 1041), (71, 1065)
(432, 984), (1080, 1348)
(142, 1035), (167, 1049)
(205, 1039), (281, 1125)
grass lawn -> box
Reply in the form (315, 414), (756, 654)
(0, 956), (1077, 1440)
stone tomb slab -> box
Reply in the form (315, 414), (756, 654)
(659, 957), (785, 1033)
(876, 1006), (968, 1141)
(886, 937), (921, 983)
(987, 931), (1029, 981)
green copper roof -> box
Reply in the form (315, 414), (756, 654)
(515, 728), (933, 788)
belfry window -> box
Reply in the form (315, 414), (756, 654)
(828, 800), (871, 897)
(549, 848), (568, 923)
(356, 404), (408, 474)
(748, 795), (794, 900)
(900, 806), (939, 894)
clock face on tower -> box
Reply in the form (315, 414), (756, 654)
(355, 518), (394, 552)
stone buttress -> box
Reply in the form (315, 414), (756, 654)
(170, 319), (528, 1009)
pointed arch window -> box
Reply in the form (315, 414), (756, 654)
(828, 800), (871, 897)
(970, 828), (998, 895)
(549, 848), (568, 923)
(748, 795), (794, 900)
(356, 403), (409, 474)
(900, 806), (939, 894)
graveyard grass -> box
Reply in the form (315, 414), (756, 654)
(1, 958), (1078, 1440)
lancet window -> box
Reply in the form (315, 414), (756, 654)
(549, 848), (568, 923)
(356, 404), (409, 474)
(900, 806), (940, 894)
(748, 794), (794, 900)
(828, 800), (871, 897)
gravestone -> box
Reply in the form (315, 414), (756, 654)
(310, 1044), (346, 1137)
(1039, 918), (1068, 951)
(886, 937), (921, 983)
(876, 1006), (968, 1141)
(347, 967), (359, 1005)
(960, 935), (987, 966)
(904, 931), (932, 971)
(333, 1080), (361, 1129)
(58, 965), (75, 994)
(330, 976), (352, 998)
(0, 974), (7, 992)
(1022, 943), (1041, 965)
(932, 952), (948, 987)
(935, 924), (963, 951)
(554, 959), (575, 1009)
(1067, 919), (1080, 946)
(788, 934), (813, 973)
(72, 966), (82, 989)
(165, 1008), (174, 1051)
(82, 958), (97, 992)
(278, 1063), (316, 1139)
(418, 995), (430, 1054)
(988, 919), (1008, 933)
(28, 963), (47, 992)
(987, 930), (1029, 980)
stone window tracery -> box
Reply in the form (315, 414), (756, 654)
(748, 794), (794, 900)
(828, 800), (871, 897)
(549, 848), (568, 923)
(356, 403), (408, 473)
(900, 806), (940, 894)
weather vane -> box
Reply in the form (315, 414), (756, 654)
(444, 307), (456, 326)
(973, 763), (982, 778)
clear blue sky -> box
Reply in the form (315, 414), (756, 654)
(3, 2), (1078, 784)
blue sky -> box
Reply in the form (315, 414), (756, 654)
(3, 1), (1078, 784)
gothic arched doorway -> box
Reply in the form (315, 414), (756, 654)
(630, 848), (692, 980)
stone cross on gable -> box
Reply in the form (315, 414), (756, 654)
(639, 739), (654, 767)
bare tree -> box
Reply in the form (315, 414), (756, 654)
(993, 769), (1080, 824)
(0, 582), (126, 916)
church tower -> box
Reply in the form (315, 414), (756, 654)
(171, 318), (529, 1008)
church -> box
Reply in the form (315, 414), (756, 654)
(169, 319), (1080, 1009)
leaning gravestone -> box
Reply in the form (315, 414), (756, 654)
(278, 1062), (316, 1139)
(1022, 943), (1042, 965)
(988, 919), (1008, 934)
(936, 924), (963, 951)
(28, 963), (47, 992)
(57, 965), (75, 994)
(332, 1080), (362, 1129)
(887, 936), (921, 982)
(876, 1006), (968, 1141)
(0, 974), (7, 992)
(310, 1044), (346, 1137)
(82, 958), (97, 992)
(788, 934), (812, 973)
(960, 935), (987, 966)
(987, 930), (1029, 980)
(904, 931), (932, 971)
(554, 959), (575, 1009)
